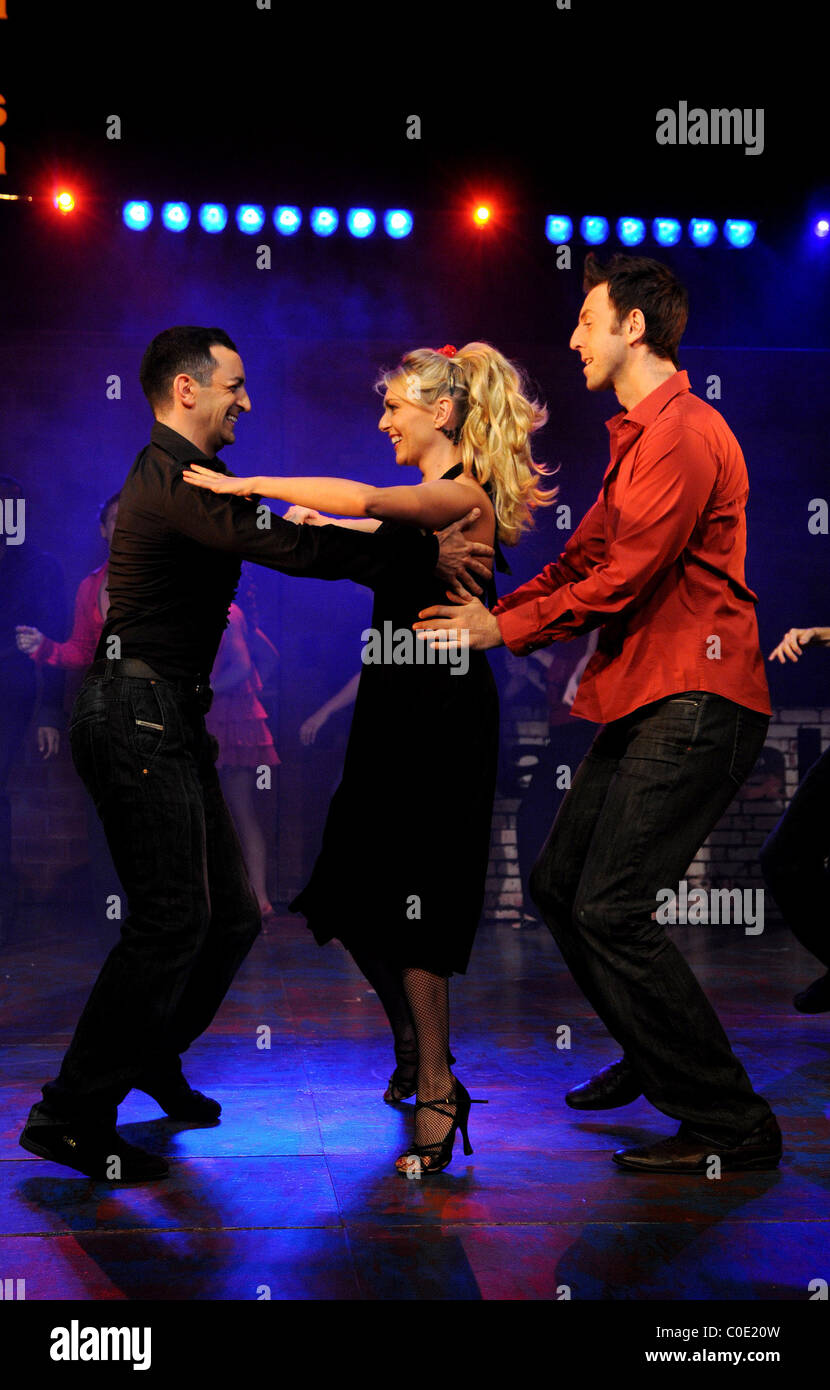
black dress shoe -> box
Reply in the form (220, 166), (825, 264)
(134, 1076), (221, 1122)
(19, 1105), (168, 1181)
(793, 972), (830, 1013)
(612, 1114), (782, 1173)
(565, 1057), (643, 1109)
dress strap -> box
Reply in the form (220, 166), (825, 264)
(439, 463), (511, 576)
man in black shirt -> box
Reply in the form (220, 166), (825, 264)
(20, 326), (492, 1181)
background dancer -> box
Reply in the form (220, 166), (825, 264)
(761, 623), (830, 1012)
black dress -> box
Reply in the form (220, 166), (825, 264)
(289, 464), (502, 976)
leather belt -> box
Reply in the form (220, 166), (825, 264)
(88, 657), (213, 706)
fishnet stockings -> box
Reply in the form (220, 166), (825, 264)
(402, 966), (456, 1163)
(349, 949), (417, 1092)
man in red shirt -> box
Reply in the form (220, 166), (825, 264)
(416, 254), (781, 1172)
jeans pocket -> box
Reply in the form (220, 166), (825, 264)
(128, 683), (167, 766)
(728, 713), (770, 787)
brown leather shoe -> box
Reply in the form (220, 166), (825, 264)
(612, 1114), (782, 1173)
(566, 1057), (643, 1110)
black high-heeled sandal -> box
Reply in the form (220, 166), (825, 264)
(384, 1042), (418, 1104)
(384, 1046), (457, 1105)
(395, 1077), (486, 1175)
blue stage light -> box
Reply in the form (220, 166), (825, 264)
(198, 203), (228, 233)
(652, 217), (682, 246)
(724, 219), (756, 248)
(236, 204), (266, 234)
(347, 208), (376, 238)
(159, 202), (190, 232)
(384, 209), (413, 239)
(688, 218), (718, 247)
(812, 216), (830, 239)
(274, 205), (302, 235)
(311, 207), (338, 236)
(545, 215), (573, 243)
(123, 201), (153, 231)
(580, 216), (609, 245)
(617, 217), (646, 246)
(161, 202), (191, 232)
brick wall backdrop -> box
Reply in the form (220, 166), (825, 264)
(8, 706), (826, 919)
(484, 706), (828, 924)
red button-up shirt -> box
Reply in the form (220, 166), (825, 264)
(493, 371), (771, 724)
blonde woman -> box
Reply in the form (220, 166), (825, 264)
(184, 343), (552, 1173)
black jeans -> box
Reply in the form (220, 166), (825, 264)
(760, 744), (830, 971)
(529, 690), (773, 1144)
(42, 668), (261, 1125)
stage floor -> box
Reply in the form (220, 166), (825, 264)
(1, 906), (827, 1301)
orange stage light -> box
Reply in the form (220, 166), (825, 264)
(473, 205), (491, 225)
(54, 190), (76, 214)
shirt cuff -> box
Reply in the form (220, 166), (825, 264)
(496, 601), (577, 654)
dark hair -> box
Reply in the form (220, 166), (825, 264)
(98, 490), (121, 526)
(582, 254), (688, 367)
(139, 326), (238, 409)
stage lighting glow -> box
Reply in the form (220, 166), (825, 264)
(653, 217), (682, 246)
(689, 218), (718, 247)
(54, 190), (76, 214)
(311, 207), (338, 236)
(813, 217), (829, 239)
(198, 203), (228, 233)
(123, 201), (152, 230)
(545, 215), (573, 243)
(384, 209), (413, 238)
(724, 219), (756, 248)
(617, 217), (645, 246)
(347, 208), (376, 238)
(473, 205), (491, 225)
(274, 205), (302, 235)
(236, 204), (266, 234)
(161, 201), (191, 232)
(581, 216), (609, 245)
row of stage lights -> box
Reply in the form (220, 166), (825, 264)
(48, 195), (830, 247)
(122, 201), (413, 238)
(544, 213), (757, 249)
(121, 200), (758, 248)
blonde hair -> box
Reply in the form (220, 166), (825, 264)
(375, 342), (555, 545)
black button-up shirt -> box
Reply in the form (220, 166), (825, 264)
(95, 422), (438, 683)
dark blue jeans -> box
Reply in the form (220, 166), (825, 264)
(530, 691), (773, 1144)
(42, 669), (261, 1125)
(760, 743), (830, 971)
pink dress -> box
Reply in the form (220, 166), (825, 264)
(206, 604), (280, 771)
(32, 563), (107, 669)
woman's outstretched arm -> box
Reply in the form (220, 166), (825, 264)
(182, 464), (480, 531)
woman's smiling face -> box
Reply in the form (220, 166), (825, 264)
(378, 375), (449, 467)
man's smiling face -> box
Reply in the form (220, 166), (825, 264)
(569, 283), (628, 393)
(196, 345), (252, 453)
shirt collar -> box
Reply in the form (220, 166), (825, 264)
(604, 370), (690, 470)
(150, 421), (229, 472)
